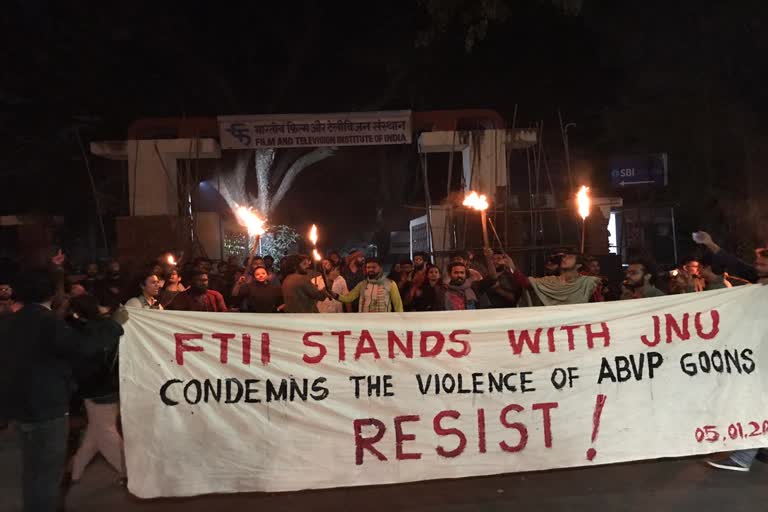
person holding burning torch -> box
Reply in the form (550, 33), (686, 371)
(281, 254), (334, 313)
(507, 251), (604, 306)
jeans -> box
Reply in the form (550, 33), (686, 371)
(731, 448), (759, 468)
(17, 416), (69, 512)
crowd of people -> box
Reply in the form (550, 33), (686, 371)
(1, 230), (767, 511)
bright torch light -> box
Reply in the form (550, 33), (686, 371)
(462, 191), (489, 211)
(234, 203), (266, 272)
(463, 191), (491, 249)
(309, 227), (329, 289)
(167, 254), (177, 266)
(576, 186), (591, 253)
(234, 204), (266, 237)
(309, 224), (318, 246)
(577, 186), (591, 220)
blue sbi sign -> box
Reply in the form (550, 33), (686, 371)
(610, 153), (668, 188)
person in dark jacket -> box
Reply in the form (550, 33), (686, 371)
(232, 266), (284, 313)
(693, 232), (768, 472)
(0, 270), (104, 512)
(159, 269), (187, 308)
(486, 252), (524, 308)
(699, 253), (732, 291)
(67, 294), (125, 483)
(406, 265), (446, 311)
(696, 231), (768, 285)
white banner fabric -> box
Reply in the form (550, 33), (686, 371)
(120, 286), (768, 498)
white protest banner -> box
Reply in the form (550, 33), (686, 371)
(218, 110), (412, 149)
(120, 286), (768, 498)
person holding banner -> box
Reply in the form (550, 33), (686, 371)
(695, 231), (768, 285)
(125, 271), (163, 310)
(66, 294), (125, 484)
(691, 231), (768, 471)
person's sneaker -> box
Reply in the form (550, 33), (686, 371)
(706, 455), (750, 472)
(756, 449), (768, 464)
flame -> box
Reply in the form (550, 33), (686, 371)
(234, 204), (266, 236)
(312, 248), (322, 261)
(462, 191), (489, 211)
(576, 186), (591, 219)
(309, 224), (318, 246)
(167, 254), (177, 266)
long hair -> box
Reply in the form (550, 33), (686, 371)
(282, 254), (309, 276)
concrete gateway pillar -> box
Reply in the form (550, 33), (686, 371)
(91, 138), (221, 216)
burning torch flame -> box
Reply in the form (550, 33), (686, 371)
(312, 249), (322, 262)
(462, 191), (489, 211)
(234, 204), (266, 237)
(577, 186), (591, 220)
(167, 254), (177, 266)
(309, 224), (318, 246)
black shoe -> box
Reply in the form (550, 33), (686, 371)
(756, 449), (768, 464)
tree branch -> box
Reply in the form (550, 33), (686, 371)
(269, 147), (335, 213)
(217, 150), (252, 208)
(254, 148), (275, 214)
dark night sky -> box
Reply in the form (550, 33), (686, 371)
(2, 0), (768, 252)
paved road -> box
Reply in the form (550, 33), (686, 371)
(1, 427), (765, 512)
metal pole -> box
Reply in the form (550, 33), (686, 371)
(445, 132), (456, 250)
(75, 128), (109, 252)
(670, 206), (678, 264)
(580, 218), (586, 254)
(487, 217), (505, 251)
(420, 154), (435, 253)
(559, 109), (576, 195)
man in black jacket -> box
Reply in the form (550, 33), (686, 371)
(0, 270), (101, 511)
(694, 232), (768, 472)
